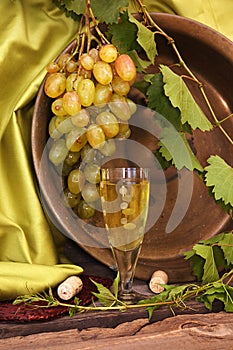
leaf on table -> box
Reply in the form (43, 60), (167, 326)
(128, 13), (157, 65)
(91, 279), (116, 307)
(198, 284), (233, 312)
(204, 155), (233, 206)
(158, 128), (203, 171)
(160, 65), (213, 132)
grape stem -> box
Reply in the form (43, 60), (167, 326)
(135, 0), (233, 146)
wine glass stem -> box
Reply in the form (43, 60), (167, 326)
(111, 244), (142, 300)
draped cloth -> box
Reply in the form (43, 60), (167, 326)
(0, 0), (232, 301)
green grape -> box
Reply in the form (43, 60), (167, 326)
(127, 98), (137, 115)
(62, 91), (81, 115)
(80, 53), (94, 71)
(62, 162), (73, 176)
(51, 98), (67, 116)
(48, 116), (62, 139)
(112, 75), (130, 96)
(56, 117), (75, 134)
(49, 138), (68, 166)
(99, 44), (118, 63)
(80, 143), (96, 163)
(65, 127), (87, 152)
(67, 168), (85, 194)
(93, 83), (112, 106)
(44, 73), (66, 98)
(114, 54), (136, 82)
(64, 150), (80, 166)
(86, 124), (105, 149)
(76, 200), (95, 219)
(93, 61), (113, 85)
(81, 182), (99, 203)
(77, 78), (95, 107)
(71, 109), (90, 127)
(96, 111), (119, 138)
(63, 188), (81, 208)
(108, 93), (131, 121)
(83, 163), (100, 184)
(98, 138), (116, 156)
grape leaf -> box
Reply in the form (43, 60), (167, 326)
(218, 232), (233, 266)
(91, 0), (129, 24)
(191, 244), (219, 283)
(160, 65), (213, 132)
(158, 128), (203, 171)
(128, 13), (157, 65)
(91, 279), (116, 307)
(128, 50), (151, 72)
(147, 73), (181, 130)
(204, 155), (233, 206)
(56, 0), (129, 24)
(108, 12), (140, 53)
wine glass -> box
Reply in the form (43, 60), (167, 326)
(100, 167), (150, 303)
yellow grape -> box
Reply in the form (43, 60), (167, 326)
(114, 54), (136, 82)
(67, 169), (85, 194)
(65, 127), (87, 152)
(65, 59), (77, 73)
(71, 109), (90, 127)
(99, 44), (118, 63)
(108, 93), (131, 121)
(62, 91), (81, 115)
(57, 53), (71, 69)
(112, 75), (130, 96)
(96, 111), (119, 138)
(51, 98), (67, 116)
(66, 73), (83, 92)
(46, 61), (59, 73)
(93, 61), (113, 85)
(77, 78), (95, 107)
(80, 53), (95, 71)
(93, 83), (112, 106)
(127, 98), (137, 115)
(44, 72), (66, 98)
(89, 48), (100, 63)
(86, 124), (105, 149)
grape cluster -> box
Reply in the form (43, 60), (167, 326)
(44, 44), (137, 219)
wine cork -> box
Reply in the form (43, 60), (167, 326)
(149, 270), (168, 294)
(57, 276), (83, 300)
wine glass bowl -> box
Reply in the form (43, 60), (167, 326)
(100, 167), (150, 302)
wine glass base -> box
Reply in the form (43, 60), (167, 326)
(118, 290), (145, 304)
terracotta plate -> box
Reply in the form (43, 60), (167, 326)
(31, 14), (233, 282)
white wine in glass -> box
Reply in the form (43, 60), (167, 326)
(100, 167), (150, 302)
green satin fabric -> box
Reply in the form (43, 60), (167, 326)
(0, 0), (232, 301)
